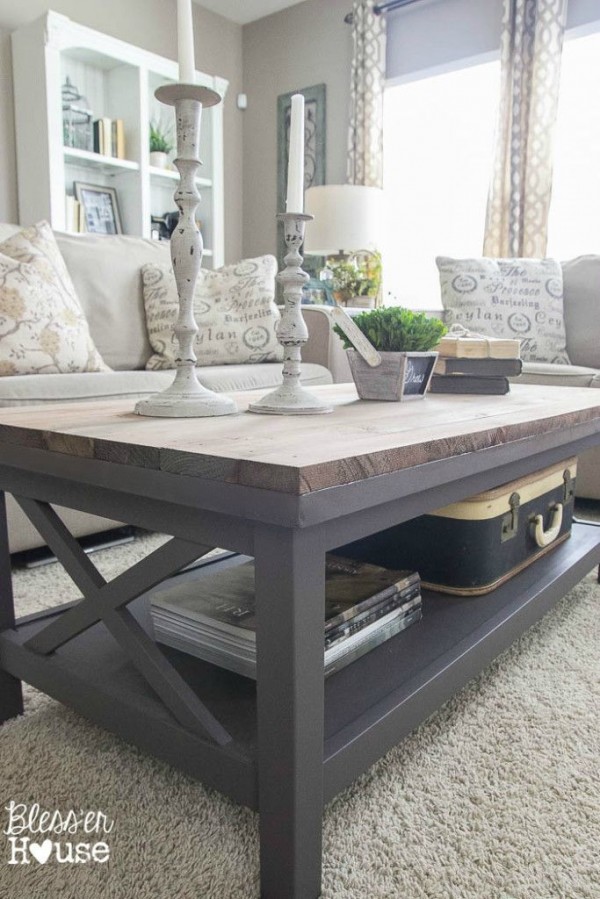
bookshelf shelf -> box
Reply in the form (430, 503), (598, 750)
(11, 11), (227, 267)
(64, 147), (140, 173)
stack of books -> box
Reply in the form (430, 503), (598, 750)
(431, 335), (522, 395)
(93, 117), (126, 158)
(151, 555), (422, 678)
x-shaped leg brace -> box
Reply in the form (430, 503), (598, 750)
(15, 496), (232, 746)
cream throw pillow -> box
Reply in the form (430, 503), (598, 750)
(436, 256), (570, 364)
(0, 222), (109, 376)
(142, 256), (283, 368)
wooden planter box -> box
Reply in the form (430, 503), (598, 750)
(347, 349), (438, 401)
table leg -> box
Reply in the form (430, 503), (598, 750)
(254, 526), (325, 899)
(0, 492), (23, 723)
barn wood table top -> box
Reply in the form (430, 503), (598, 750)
(0, 384), (599, 496)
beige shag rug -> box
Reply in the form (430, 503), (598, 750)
(1, 532), (599, 899)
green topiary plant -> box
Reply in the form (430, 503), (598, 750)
(149, 120), (173, 154)
(334, 306), (447, 353)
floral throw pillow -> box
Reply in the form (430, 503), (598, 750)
(0, 222), (110, 376)
(436, 256), (570, 364)
(142, 256), (283, 368)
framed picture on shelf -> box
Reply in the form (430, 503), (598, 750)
(73, 182), (123, 235)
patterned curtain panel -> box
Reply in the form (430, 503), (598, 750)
(347, 0), (387, 188)
(483, 0), (568, 258)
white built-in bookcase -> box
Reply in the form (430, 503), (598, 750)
(11, 11), (227, 267)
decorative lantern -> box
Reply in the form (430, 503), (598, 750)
(61, 77), (93, 151)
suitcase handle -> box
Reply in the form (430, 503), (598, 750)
(532, 503), (563, 547)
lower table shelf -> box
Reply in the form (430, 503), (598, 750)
(1, 523), (599, 810)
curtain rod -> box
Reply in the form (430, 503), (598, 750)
(344, 0), (424, 25)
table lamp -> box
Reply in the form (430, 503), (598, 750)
(304, 184), (383, 256)
(304, 184), (383, 306)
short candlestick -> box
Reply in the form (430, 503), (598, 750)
(248, 213), (333, 415)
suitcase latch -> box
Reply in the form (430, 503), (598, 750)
(563, 468), (574, 503)
(501, 492), (520, 542)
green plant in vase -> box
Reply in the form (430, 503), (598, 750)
(149, 120), (174, 168)
(334, 306), (447, 401)
(334, 306), (446, 352)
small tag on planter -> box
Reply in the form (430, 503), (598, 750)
(329, 306), (382, 368)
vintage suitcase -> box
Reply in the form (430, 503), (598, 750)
(340, 458), (577, 596)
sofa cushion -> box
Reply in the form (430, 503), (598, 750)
(517, 361), (600, 388)
(55, 231), (171, 371)
(0, 363), (332, 407)
(142, 256), (283, 369)
(436, 256), (570, 364)
(0, 222), (110, 377)
(561, 255), (600, 369)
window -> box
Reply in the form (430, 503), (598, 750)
(382, 22), (600, 308)
(547, 27), (600, 259)
(382, 58), (499, 309)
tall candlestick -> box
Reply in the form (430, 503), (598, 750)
(285, 93), (305, 214)
(177, 0), (196, 83)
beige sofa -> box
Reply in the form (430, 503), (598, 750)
(0, 224), (336, 553)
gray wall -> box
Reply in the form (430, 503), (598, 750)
(0, 0), (243, 262)
(242, 0), (352, 259)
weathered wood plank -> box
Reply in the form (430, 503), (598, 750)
(0, 385), (599, 495)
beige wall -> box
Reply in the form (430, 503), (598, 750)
(0, 0), (243, 262)
(242, 0), (351, 259)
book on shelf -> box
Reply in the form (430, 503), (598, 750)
(429, 374), (510, 395)
(151, 556), (422, 678)
(64, 195), (85, 233)
(434, 356), (523, 377)
(437, 334), (521, 360)
(93, 117), (114, 156)
(111, 119), (126, 159)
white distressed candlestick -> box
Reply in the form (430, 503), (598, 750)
(177, 0), (196, 83)
(248, 213), (333, 416)
(135, 83), (237, 418)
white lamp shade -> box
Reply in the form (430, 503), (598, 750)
(304, 184), (383, 255)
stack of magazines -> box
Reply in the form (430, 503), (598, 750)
(151, 555), (422, 678)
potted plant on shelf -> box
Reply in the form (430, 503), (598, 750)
(334, 306), (447, 401)
(327, 251), (382, 308)
(149, 120), (173, 169)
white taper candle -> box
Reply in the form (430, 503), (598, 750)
(177, 0), (196, 83)
(285, 93), (305, 213)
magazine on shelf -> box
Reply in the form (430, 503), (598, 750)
(151, 555), (422, 678)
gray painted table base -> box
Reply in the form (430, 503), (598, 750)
(1, 390), (600, 898)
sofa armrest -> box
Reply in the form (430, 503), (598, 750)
(301, 307), (351, 383)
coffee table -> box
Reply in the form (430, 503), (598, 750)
(1, 383), (600, 898)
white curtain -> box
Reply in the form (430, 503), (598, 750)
(483, 0), (568, 257)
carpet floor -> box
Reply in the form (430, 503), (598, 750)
(1, 531), (599, 899)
